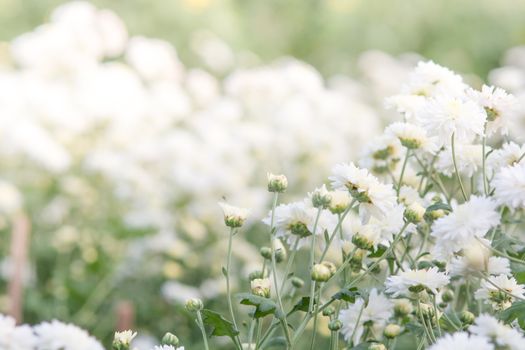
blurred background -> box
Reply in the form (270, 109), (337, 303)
(2, 0), (525, 349)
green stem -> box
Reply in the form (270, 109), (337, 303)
(319, 200), (356, 261)
(397, 147), (411, 195)
(196, 310), (210, 350)
(432, 294), (442, 337)
(308, 208), (323, 313)
(309, 283), (322, 350)
(482, 130), (488, 195)
(280, 237), (300, 294)
(451, 132), (468, 201)
(226, 227), (239, 332)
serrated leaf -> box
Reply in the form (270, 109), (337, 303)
(287, 296), (312, 316)
(368, 245), (387, 258)
(332, 287), (359, 303)
(237, 293), (277, 318)
(201, 309), (239, 341)
(499, 301), (525, 330)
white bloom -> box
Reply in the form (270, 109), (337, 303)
(385, 122), (437, 153)
(385, 267), (450, 296)
(431, 196), (499, 260)
(486, 142), (525, 175)
(33, 320), (104, 350)
(402, 61), (467, 98)
(468, 85), (519, 136)
(475, 274), (525, 310)
(329, 163), (397, 222)
(358, 135), (402, 178)
(218, 202), (249, 228)
(0, 314), (36, 350)
(493, 161), (525, 209)
(114, 330), (137, 345)
(339, 289), (393, 344)
(428, 332), (493, 350)
(385, 94), (426, 121)
(153, 346), (184, 350)
(436, 143), (485, 177)
(328, 190), (352, 214)
(449, 239), (510, 276)
(470, 314), (525, 350)
(417, 94), (486, 147)
(251, 278), (271, 298)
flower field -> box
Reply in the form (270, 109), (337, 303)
(2, 1), (525, 350)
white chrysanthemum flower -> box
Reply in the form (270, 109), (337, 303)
(493, 161), (525, 210)
(385, 267), (449, 296)
(486, 142), (525, 175)
(153, 346), (184, 350)
(428, 332), (493, 350)
(385, 94), (426, 121)
(329, 163), (397, 222)
(328, 190), (352, 214)
(467, 85), (519, 136)
(349, 220), (382, 251)
(385, 122), (438, 153)
(398, 185), (425, 206)
(449, 239), (510, 277)
(339, 289), (393, 344)
(218, 202), (249, 228)
(0, 314), (36, 350)
(430, 196), (499, 260)
(358, 135), (402, 178)
(470, 314), (525, 350)
(402, 61), (467, 98)
(114, 330), (137, 346)
(263, 201), (334, 248)
(475, 274), (525, 310)
(417, 94), (486, 147)
(369, 203), (407, 243)
(33, 320), (104, 350)
(436, 143), (485, 177)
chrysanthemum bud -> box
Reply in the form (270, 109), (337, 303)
(394, 299), (413, 317)
(185, 298), (203, 312)
(404, 202), (425, 224)
(321, 261), (337, 276)
(310, 185), (331, 209)
(328, 191), (351, 214)
(260, 247), (272, 260)
(352, 233), (375, 251)
(328, 320), (342, 331)
(419, 303), (434, 318)
(311, 263), (332, 282)
(368, 343), (387, 350)
(112, 330), (137, 350)
(384, 324), (401, 339)
(441, 290), (454, 303)
(248, 270), (267, 281)
(251, 278), (271, 298)
(267, 173), (288, 193)
(219, 202), (249, 228)
(162, 332), (180, 346)
(272, 239), (287, 263)
(291, 277), (304, 289)
(322, 306), (335, 317)
(460, 310), (475, 325)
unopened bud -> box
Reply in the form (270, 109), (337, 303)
(291, 277), (304, 289)
(251, 278), (271, 298)
(162, 332), (179, 346)
(248, 270), (267, 281)
(441, 290), (454, 303)
(328, 320), (342, 331)
(311, 263), (332, 282)
(310, 185), (331, 209)
(185, 298), (203, 312)
(404, 203), (425, 224)
(460, 310), (475, 325)
(260, 247), (272, 260)
(384, 324), (401, 339)
(322, 306), (335, 317)
(394, 299), (413, 317)
(328, 191), (351, 214)
(267, 173), (288, 193)
(272, 239), (287, 263)
(219, 202), (249, 228)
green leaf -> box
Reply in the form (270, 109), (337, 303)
(514, 271), (525, 284)
(222, 267), (228, 277)
(201, 309), (239, 340)
(237, 293), (277, 318)
(332, 287), (359, 303)
(287, 296), (312, 316)
(368, 245), (387, 258)
(426, 202), (452, 213)
(499, 301), (525, 329)
(439, 311), (462, 332)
